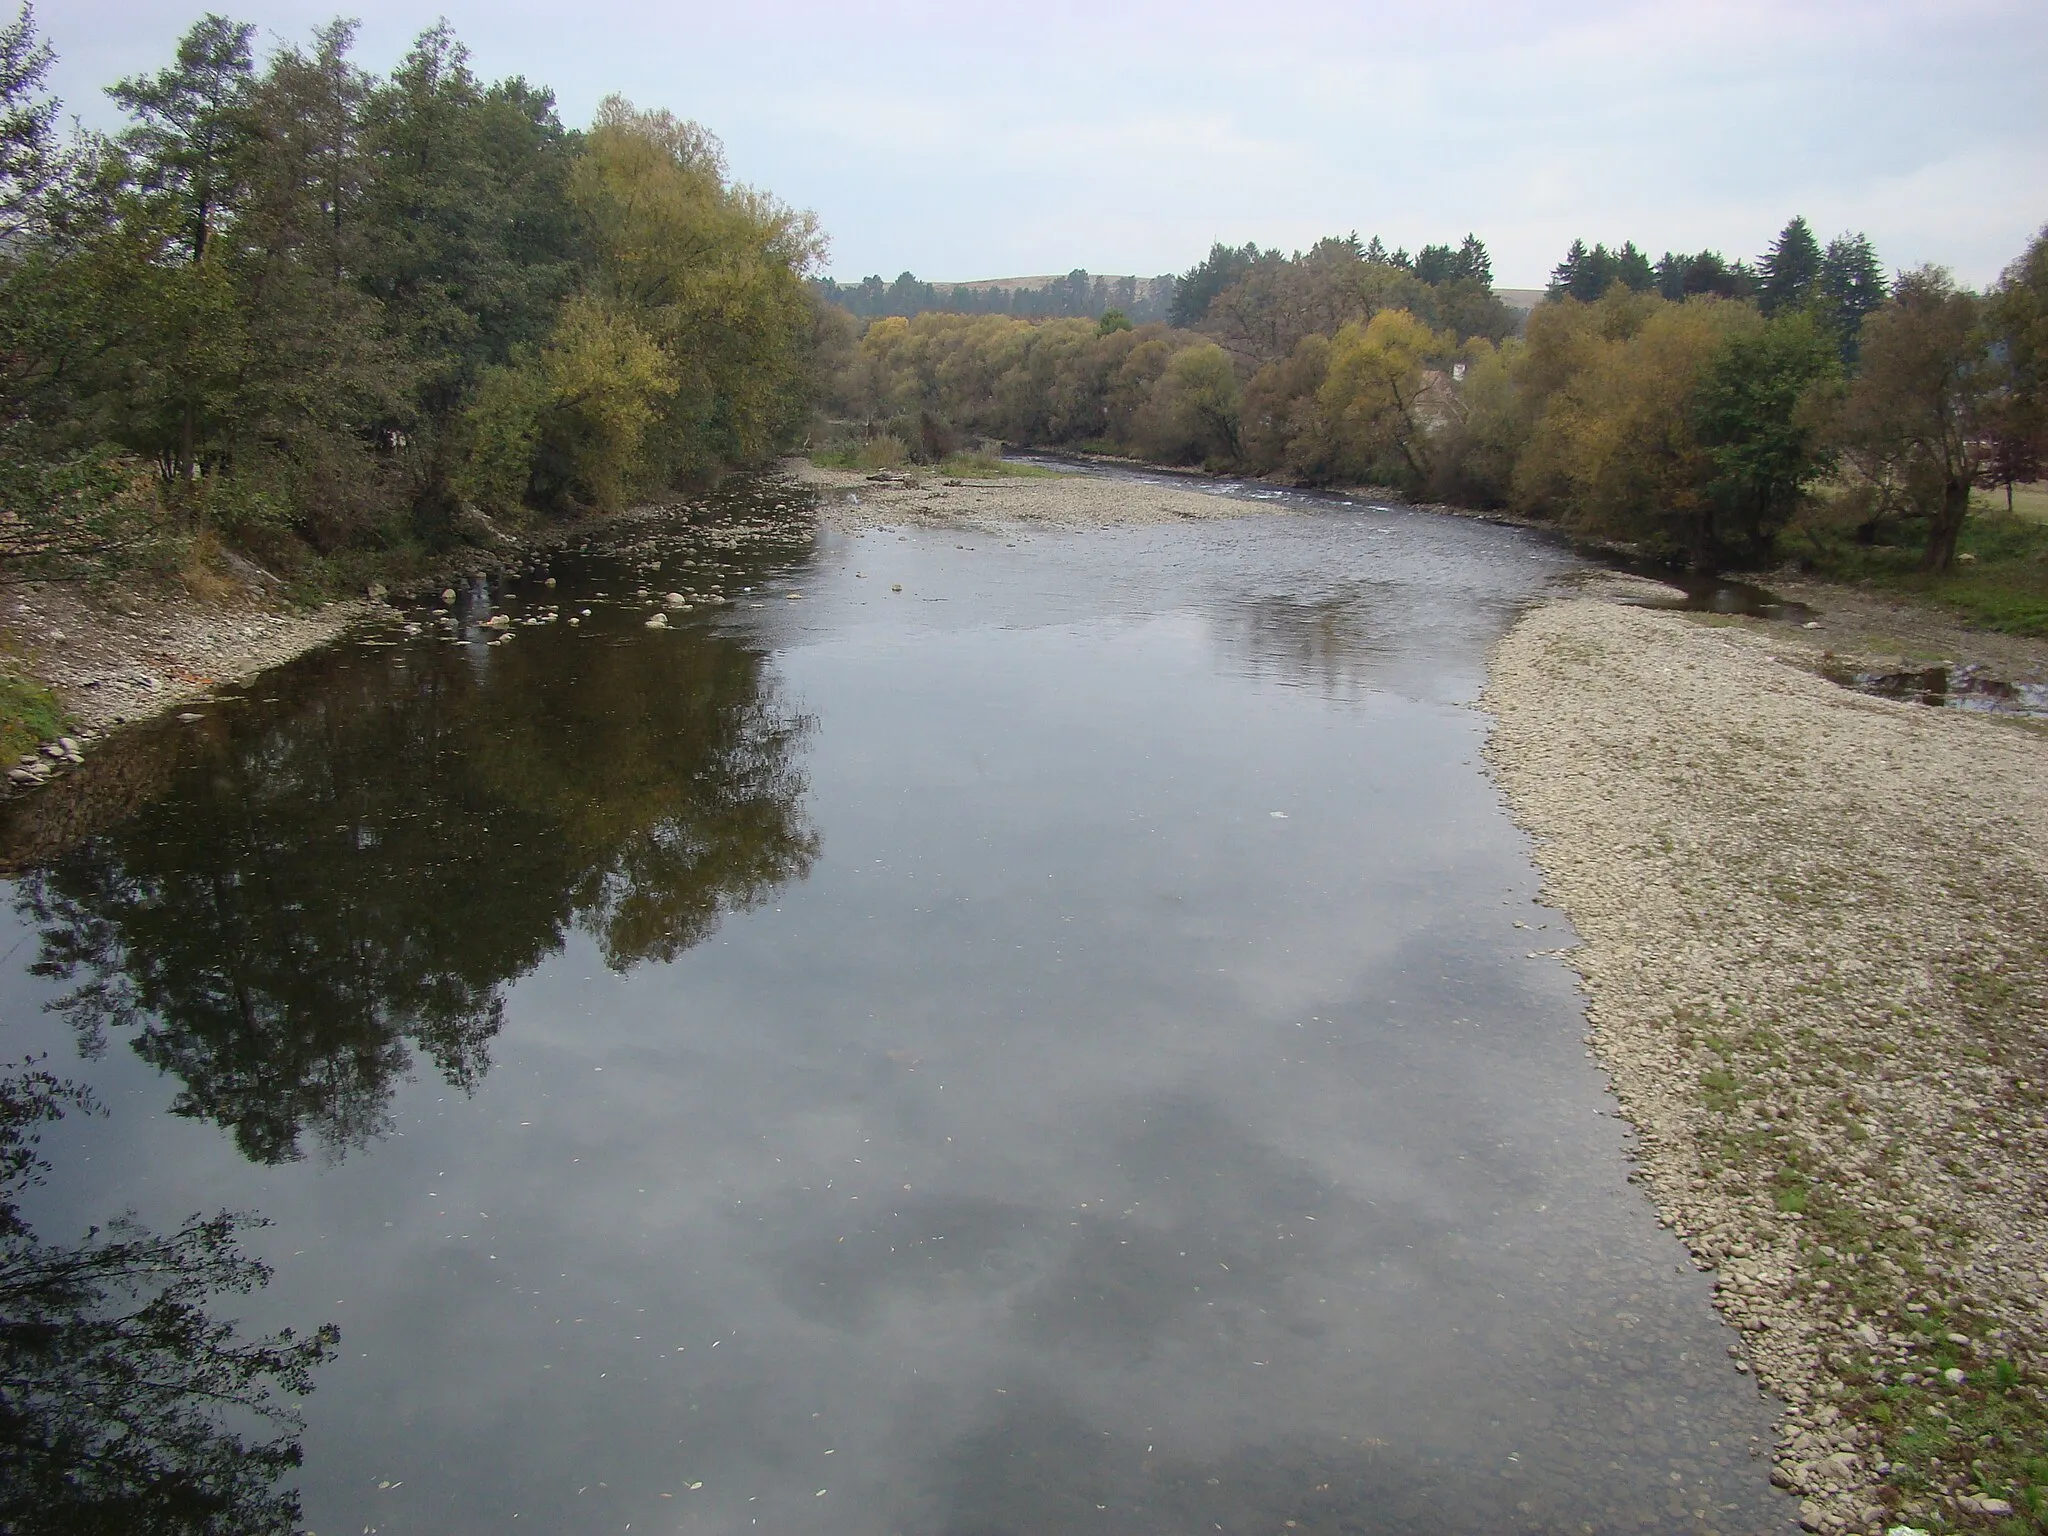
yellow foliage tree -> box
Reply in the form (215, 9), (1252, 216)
(1317, 309), (1447, 488)
(1511, 295), (1760, 537)
(572, 97), (823, 481)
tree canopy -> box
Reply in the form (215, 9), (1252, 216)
(0, 8), (824, 579)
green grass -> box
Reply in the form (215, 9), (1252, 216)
(936, 452), (1064, 479)
(807, 445), (1066, 479)
(1981, 482), (2048, 525)
(0, 671), (65, 760)
(1791, 506), (2048, 636)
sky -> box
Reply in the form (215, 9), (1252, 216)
(36, 0), (2048, 289)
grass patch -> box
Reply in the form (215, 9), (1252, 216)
(809, 435), (908, 472)
(0, 672), (64, 760)
(936, 452), (1064, 479)
(1700, 1065), (1743, 1114)
(1790, 505), (2048, 636)
(807, 445), (1067, 479)
(1981, 482), (2048, 525)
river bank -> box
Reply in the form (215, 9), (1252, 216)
(1484, 595), (2048, 1535)
(0, 576), (377, 786)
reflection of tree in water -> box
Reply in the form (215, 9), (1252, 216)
(0, 1061), (336, 1535)
(20, 624), (817, 1164)
(1213, 587), (1392, 700)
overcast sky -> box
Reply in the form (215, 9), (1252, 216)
(37, 0), (2048, 289)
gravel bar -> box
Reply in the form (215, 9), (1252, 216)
(1484, 596), (2048, 1536)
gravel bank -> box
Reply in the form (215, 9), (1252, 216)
(1484, 597), (2048, 1536)
(2, 580), (377, 788)
(791, 460), (1286, 531)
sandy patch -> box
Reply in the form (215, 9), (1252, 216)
(1484, 597), (2048, 1535)
(787, 460), (1288, 532)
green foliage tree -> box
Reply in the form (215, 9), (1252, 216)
(1170, 241), (1264, 326)
(1549, 240), (1653, 302)
(1831, 267), (1993, 572)
(0, 11), (821, 577)
(1757, 215), (1823, 316)
(1136, 340), (1240, 464)
(1815, 231), (1887, 360)
(1240, 333), (1332, 480)
(1692, 309), (1841, 564)
(0, 4), (57, 239)
(108, 13), (255, 265)
(1653, 249), (1754, 302)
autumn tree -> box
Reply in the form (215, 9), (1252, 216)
(1972, 228), (2047, 510)
(1316, 309), (1445, 489)
(1832, 267), (1993, 572)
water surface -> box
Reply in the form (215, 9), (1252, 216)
(0, 483), (1789, 1533)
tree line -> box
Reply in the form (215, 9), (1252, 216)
(811, 268), (1175, 323)
(818, 216), (2048, 572)
(0, 6), (824, 579)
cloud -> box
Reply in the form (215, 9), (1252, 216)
(36, 0), (2048, 286)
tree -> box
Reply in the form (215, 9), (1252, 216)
(569, 95), (821, 482)
(1758, 215), (1822, 316)
(1832, 267), (1993, 572)
(1549, 241), (1651, 303)
(1655, 250), (1754, 302)
(1169, 241), (1261, 326)
(104, 14), (257, 484)
(1985, 224), (2048, 509)
(1693, 309), (1841, 564)
(1510, 292), (1756, 554)
(0, 4), (59, 241)
(107, 13), (255, 265)
(1815, 231), (1887, 360)
(1137, 340), (1239, 463)
(1317, 308), (1442, 489)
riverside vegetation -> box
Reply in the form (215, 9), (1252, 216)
(815, 219), (2048, 633)
(0, 3), (825, 740)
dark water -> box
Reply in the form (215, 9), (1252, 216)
(0, 482), (1790, 1534)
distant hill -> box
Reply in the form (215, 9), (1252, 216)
(1496, 287), (1544, 313)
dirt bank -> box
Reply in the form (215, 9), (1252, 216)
(1484, 594), (2048, 1536)
(1, 578), (380, 788)
(790, 460), (1290, 531)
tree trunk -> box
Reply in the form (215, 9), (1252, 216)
(1920, 475), (1969, 573)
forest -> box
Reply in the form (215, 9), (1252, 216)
(816, 219), (2048, 579)
(2, 3), (2044, 591)
(0, 6), (823, 585)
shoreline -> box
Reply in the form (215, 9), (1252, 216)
(1483, 594), (2048, 1535)
(1, 581), (382, 788)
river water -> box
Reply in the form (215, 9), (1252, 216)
(0, 479), (1791, 1534)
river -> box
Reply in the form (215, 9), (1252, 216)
(0, 475), (1791, 1534)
